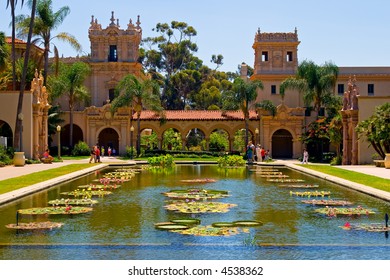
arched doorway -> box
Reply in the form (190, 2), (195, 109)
(98, 128), (119, 155)
(61, 124), (84, 148)
(0, 120), (13, 148)
(272, 129), (293, 158)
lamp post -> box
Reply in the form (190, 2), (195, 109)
(18, 113), (24, 152)
(130, 125), (134, 159)
(255, 128), (259, 145)
(56, 125), (61, 160)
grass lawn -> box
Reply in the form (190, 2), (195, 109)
(300, 164), (390, 192)
(0, 164), (95, 195)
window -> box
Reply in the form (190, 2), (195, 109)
(304, 107), (311, 117)
(337, 84), (344, 95)
(109, 89), (115, 102)
(262, 51), (268, 62)
(109, 45), (118, 62)
(286, 51), (293, 62)
(271, 85), (277, 95)
(318, 107), (325, 116)
(368, 84), (374, 96)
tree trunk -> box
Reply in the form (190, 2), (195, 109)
(136, 112), (141, 157)
(10, 0), (16, 91)
(13, 0), (37, 151)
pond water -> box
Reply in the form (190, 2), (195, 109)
(0, 164), (389, 260)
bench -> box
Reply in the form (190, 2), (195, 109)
(373, 160), (385, 167)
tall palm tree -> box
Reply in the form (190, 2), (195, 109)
(48, 61), (90, 149)
(13, 0), (36, 151)
(111, 74), (164, 156)
(15, 0), (81, 85)
(0, 32), (8, 70)
(280, 60), (338, 117)
(222, 77), (263, 147)
(6, 0), (24, 90)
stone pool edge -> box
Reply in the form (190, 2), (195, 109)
(283, 162), (390, 202)
(0, 164), (108, 206)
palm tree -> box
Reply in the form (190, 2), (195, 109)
(0, 32), (8, 70)
(15, 0), (81, 85)
(222, 77), (263, 148)
(48, 61), (90, 150)
(7, 0), (25, 90)
(111, 74), (164, 157)
(13, 0), (36, 151)
(280, 60), (338, 117)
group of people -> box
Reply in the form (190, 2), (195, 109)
(89, 145), (115, 163)
(246, 141), (269, 163)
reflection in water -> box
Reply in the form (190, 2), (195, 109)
(0, 165), (389, 260)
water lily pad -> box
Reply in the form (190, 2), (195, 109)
(290, 191), (331, 197)
(170, 218), (201, 225)
(174, 225), (244, 236)
(302, 199), (353, 206)
(212, 222), (235, 227)
(279, 184), (319, 188)
(339, 223), (390, 232)
(155, 223), (189, 230)
(61, 190), (112, 198)
(48, 198), (98, 206)
(268, 178), (305, 183)
(163, 188), (229, 200)
(164, 201), (237, 214)
(5, 221), (64, 230)
(77, 184), (121, 190)
(18, 206), (93, 215)
(233, 220), (263, 227)
(180, 178), (217, 183)
(315, 206), (375, 217)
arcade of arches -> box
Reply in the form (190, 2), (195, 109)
(63, 103), (305, 159)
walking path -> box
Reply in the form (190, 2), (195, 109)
(0, 158), (389, 205)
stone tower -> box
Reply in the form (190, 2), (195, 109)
(252, 28), (300, 76)
(87, 12), (143, 107)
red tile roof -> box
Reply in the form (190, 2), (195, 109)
(137, 110), (258, 120)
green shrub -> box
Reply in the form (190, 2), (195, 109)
(72, 141), (91, 156)
(125, 146), (136, 158)
(0, 145), (12, 165)
(330, 155), (342, 166)
(217, 155), (246, 167)
(147, 154), (175, 168)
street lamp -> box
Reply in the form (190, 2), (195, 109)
(18, 113), (24, 152)
(57, 125), (61, 160)
(130, 125), (134, 159)
(255, 128), (259, 145)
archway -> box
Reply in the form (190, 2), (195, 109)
(61, 124), (84, 148)
(272, 129), (293, 158)
(0, 120), (13, 148)
(98, 128), (119, 155)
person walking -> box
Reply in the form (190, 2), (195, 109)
(302, 148), (309, 164)
(95, 146), (101, 163)
(107, 147), (112, 157)
(255, 144), (262, 162)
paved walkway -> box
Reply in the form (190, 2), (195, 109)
(0, 158), (389, 205)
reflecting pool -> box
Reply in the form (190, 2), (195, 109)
(0, 165), (389, 260)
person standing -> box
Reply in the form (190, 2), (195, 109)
(89, 146), (96, 163)
(302, 148), (309, 164)
(246, 141), (255, 163)
(255, 144), (262, 162)
(107, 147), (112, 157)
(95, 146), (101, 163)
(101, 146), (105, 157)
(260, 147), (266, 161)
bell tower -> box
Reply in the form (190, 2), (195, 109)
(87, 12), (143, 106)
(252, 28), (300, 75)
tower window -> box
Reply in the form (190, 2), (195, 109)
(109, 89), (115, 102)
(262, 51), (268, 62)
(109, 45), (118, 62)
(286, 51), (293, 62)
(271, 85), (277, 94)
(368, 84), (374, 96)
(337, 84), (344, 95)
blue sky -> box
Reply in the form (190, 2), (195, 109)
(1, 0), (389, 72)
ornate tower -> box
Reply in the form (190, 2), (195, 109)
(87, 12), (143, 106)
(252, 28), (300, 75)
